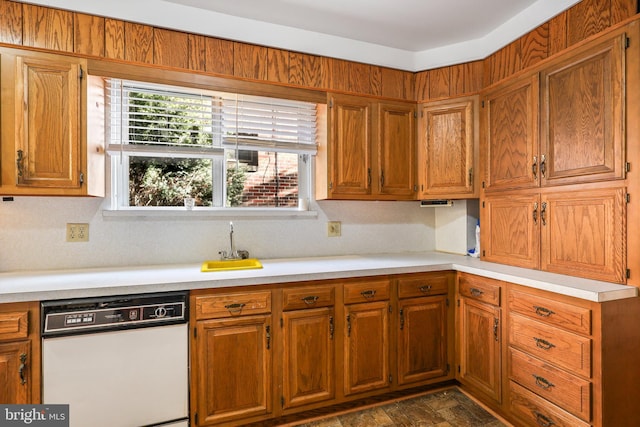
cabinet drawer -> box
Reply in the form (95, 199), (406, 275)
(509, 347), (590, 421)
(343, 280), (390, 304)
(458, 274), (500, 306)
(195, 291), (271, 320)
(397, 273), (450, 299)
(0, 311), (29, 341)
(509, 381), (590, 427)
(509, 313), (591, 378)
(282, 285), (335, 310)
(508, 290), (591, 335)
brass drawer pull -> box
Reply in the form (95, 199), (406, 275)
(533, 411), (556, 427)
(360, 289), (376, 299)
(532, 156), (538, 180)
(419, 285), (432, 293)
(301, 295), (319, 305)
(533, 337), (556, 350)
(470, 288), (484, 297)
(532, 374), (555, 390)
(533, 305), (555, 317)
(224, 303), (246, 313)
(19, 353), (27, 385)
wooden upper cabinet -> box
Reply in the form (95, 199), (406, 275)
(377, 101), (416, 198)
(418, 95), (478, 198)
(481, 193), (541, 270)
(540, 32), (626, 186)
(325, 94), (373, 198)
(14, 54), (82, 190)
(319, 94), (416, 200)
(541, 186), (627, 283)
(482, 73), (539, 192)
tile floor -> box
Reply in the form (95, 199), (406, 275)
(290, 387), (510, 427)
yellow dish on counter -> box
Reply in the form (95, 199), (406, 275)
(201, 258), (263, 272)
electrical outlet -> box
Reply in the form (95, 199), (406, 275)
(327, 221), (341, 237)
(66, 223), (89, 242)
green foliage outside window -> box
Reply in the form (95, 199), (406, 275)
(127, 92), (214, 206)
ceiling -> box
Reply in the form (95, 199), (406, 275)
(25, 0), (580, 71)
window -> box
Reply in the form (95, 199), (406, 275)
(105, 79), (319, 210)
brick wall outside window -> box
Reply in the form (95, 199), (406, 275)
(241, 152), (298, 207)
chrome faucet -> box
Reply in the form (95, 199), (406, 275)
(219, 222), (249, 260)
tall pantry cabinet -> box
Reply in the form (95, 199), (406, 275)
(480, 25), (632, 284)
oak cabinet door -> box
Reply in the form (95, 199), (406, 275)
(481, 193), (541, 270)
(282, 307), (335, 410)
(15, 54), (82, 189)
(458, 297), (502, 403)
(327, 94), (373, 197)
(397, 296), (448, 385)
(0, 341), (31, 404)
(193, 315), (272, 426)
(541, 33), (625, 186)
(483, 74), (539, 192)
(344, 301), (390, 396)
(377, 101), (416, 198)
(541, 187), (626, 283)
(419, 96), (477, 198)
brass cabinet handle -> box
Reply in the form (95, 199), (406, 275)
(360, 289), (376, 299)
(540, 154), (547, 178)
(533, 411), (556, 427)
(533, 305), (555, 317)
(224, 303), (246, 313)
(534, 337), (556, 350)
(301, 295), (319, 305)
(470, 288), (484, 297)
(493, 318), (499, 341)
(533, 202), (538, 225)
(367, 168), (372, 187)
(346, 314), (351, 337)
(540, 202), (547, 226)
(399, 309), (405, 330)
(329, 316), (334, 340)
(532, 374), (555, 390)
(532, 156), (538, 180)
(380, 170), (385, 188)
(19, 353), (27, 385)
(419, 285), (432, 293)
(16, 150), (24, 178)
(265, 325), (271, 350)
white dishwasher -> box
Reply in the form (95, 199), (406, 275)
(42, 292), (189, 427)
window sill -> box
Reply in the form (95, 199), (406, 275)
(102, 207), (318, 220)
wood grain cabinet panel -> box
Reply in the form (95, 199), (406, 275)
(194, 291), (271, 320)
(0, 0), (23, 45)
(104, 18), (125, 60)
(541, 33), (625, 186)
(22, 4), (73, 52)
(0, 302), (40, 406)
(509, 348), (591, 421)
(457, 295), (502, 403)
(376, 101), (416, 198)
(320, 94), (416, 200)
(124, 22), (154, 64)
(482, 73), (539, 192)
(281, 307), (335, 410)
(193, 315), (272, 426)
(344, 300), (390, 396)
(541, 187), (626, 283)
(418, 96), (477, 198)
(509, 313), (591, 379)
(73, 13), (104, 57)
(154, 28), (189, 69)
(397, 296), (448, 385)
(509, 381), (590, 427)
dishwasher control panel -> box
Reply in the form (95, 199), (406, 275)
(42, 291), (188, 336)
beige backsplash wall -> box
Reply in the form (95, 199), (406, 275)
(0, 197), (480, 272)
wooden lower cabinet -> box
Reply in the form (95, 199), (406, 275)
(191, 291), (273, 426)
(456, 273), (502, 404)
(343, 300), (391, 396)
(0, 302), (40, 405)
(281, 302), (335, 410)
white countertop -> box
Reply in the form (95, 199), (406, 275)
(0, 252), (636, 303)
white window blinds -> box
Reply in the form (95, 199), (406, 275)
(106, 79), (318, 156)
